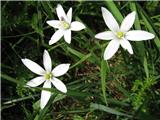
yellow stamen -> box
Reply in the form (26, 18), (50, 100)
(60, 21), (70, 29)
(117, 32), (124, 39)
(44, 72), (53, 80)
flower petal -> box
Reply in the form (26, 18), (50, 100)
(104, 39), (120, 60)
(40, 81), (51, 109)
(71, 21), (85, 31)
(52, 64), (70, 77)
(49, 29), (64, 45)
(21, 59), (45, 75)
(120, 39), (133, 54)
(126, 30), (155, 41)
(43, 50), (52, 72)
(67, 8), (72, 23)
(101, 7), (119, 32)
(46, 20), (61, 29)
(56, 4), (68, 22)
(64, 30), (71, 44)
(120, 11), (136, 32)
(95, 31), (115, 40)
(26, 76), (45, 87)
(51, 77), (67, 93)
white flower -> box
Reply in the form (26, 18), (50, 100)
(47, 4), (86, 45)
(95, 7), (155, 60)
(21, 50), (70, 109)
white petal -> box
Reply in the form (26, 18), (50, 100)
(101, 7), (119, 32)
(120, 39), (133, 54)
(64, 30), (71, 44)
(56, 4), (68, 22)
(104, 40), (120, 60)
(49, 29), (64, 45)
(52, 64), (70, 77)
(71, 21), (86, 31)
(95, 31), (115, 40)
(21, 59), (45, 75)
(26, 76), (45, 87)
(43, 50), (52, 72)
(67, 8), (72, 23)
(120, 11), (136, 32)
(126, 30), (155, 41)
(46, 20), (61, 29)
(51, 77), (67, 93)
(40, 81), (51, 109)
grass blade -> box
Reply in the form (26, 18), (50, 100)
(137, 3), (160, 48)
(67, 47), (85, 59)
(70, 53), (91, 69)
(90, 103), (132, 118)
(143, 57), (149, 78)
(129, 2), (145, 62)
(104, 1), (123, 23)
(1, 74), (21, 84)
(100, 60), (108, 105)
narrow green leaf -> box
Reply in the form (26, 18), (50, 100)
(1, 74), (20, 84)
(3, 94), (39, 105)
(31, 87), (94, 98)
(129, 2), (145, 63)
(31, 13), (43, 36)
(70, 53), (91, 69)
(143, 57), (149, 78)
(100, 60), (108, 105)
(67, 47), (85, 59)
(90, 103), (132, 118)
(0, 64), (14, 70)
(53, 94), (66, 103)
(104, 1), (123, 23)
(107, 98), (129, 107)
(137, 3), (160, 48)
(40, 1), (54, 18)
(1, 104), (16, 111)
(34, 115), (39, 120)
(129, 2), (141, 29)
(33, 100), (40, 111)
(67, 90), (94, 98)
(48, 43), (65, 52)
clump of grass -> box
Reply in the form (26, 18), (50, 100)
(1, 1), (160, 120)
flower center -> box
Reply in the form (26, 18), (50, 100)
(44, 72), (53, 80)
(60, 21), (70, 30)
(117, 31), (124, 39)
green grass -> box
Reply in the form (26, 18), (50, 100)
(1, 1), (160, 120)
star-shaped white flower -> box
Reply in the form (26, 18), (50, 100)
(47, 4), (86, 45)
(95, 7), (155, 60)
(21, 50), (70, 109)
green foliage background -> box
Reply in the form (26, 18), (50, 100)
(1, 1), (160, 120)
